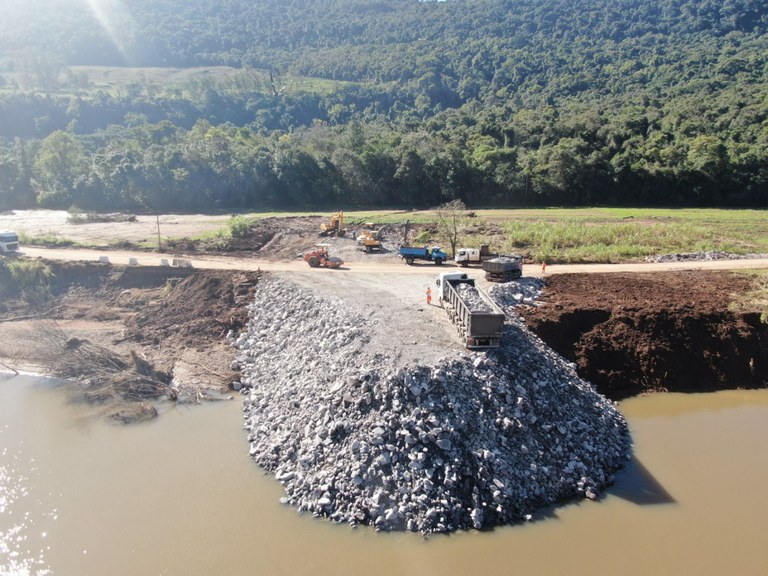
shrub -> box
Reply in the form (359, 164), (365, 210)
(3, 259), (53, 304)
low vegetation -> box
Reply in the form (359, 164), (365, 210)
(0, 258), (53, 304)
(384, 207), (768, 264)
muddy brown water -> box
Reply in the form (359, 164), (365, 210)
(3, 375), (768, 576)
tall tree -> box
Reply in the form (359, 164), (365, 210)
(434, 199), (469, 258)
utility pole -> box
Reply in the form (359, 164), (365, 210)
(156, 215), (162, 252)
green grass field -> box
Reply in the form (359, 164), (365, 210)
(315, 207), (768, 264)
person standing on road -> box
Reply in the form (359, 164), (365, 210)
(426, 287), (432, 305)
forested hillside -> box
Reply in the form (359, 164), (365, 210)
(0, 0), (766, 211)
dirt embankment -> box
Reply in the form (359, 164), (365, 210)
(519, 270), (768, 399)
(0, 260), (261, 420)
(3, 212), (768, 416)
(4, 260), (766, 416)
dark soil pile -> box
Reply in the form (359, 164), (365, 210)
(519, 271), (768, 399)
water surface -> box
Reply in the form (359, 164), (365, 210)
(2, 375), (768, 576)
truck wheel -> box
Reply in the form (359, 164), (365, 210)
(406, 257), (414, 265)
(308, 256), (320, 267)
(434, 258), (443, 265)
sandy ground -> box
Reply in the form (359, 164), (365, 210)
(0, 209), (232, 246)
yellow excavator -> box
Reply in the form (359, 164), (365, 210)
(356, 224), (384, 253)
(320, 211), (346, 237)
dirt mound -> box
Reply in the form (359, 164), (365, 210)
(125, 270), (261, 348)
(519, 271), (768, 398)
(214, 216), (321, 256)
(0, 263), (263, 420)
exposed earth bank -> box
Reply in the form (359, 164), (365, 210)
(1, 260), (765, 417)
(520, 270), (768, 399)
(0, 260), (262, 421)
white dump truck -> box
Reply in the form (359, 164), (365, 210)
(0, 230), (19, 254)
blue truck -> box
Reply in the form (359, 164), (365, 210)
(399, 246), (447, 265)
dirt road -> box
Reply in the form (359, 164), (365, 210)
(19, 246), (768, 276)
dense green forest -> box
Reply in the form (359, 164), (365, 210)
(0, 0), (766, 211)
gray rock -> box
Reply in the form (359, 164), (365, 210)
(233, 275), (631, 534)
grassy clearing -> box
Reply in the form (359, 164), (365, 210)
(731, 270), (768, 321)
(17, 231), (77, 248)
(385, 207), (768, 263)
(0, 258), (53, 304)
(14, 207), (768, 265)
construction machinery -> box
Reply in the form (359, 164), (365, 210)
(436, 272), (506, 349)
(455, 244), (523, 282)
(399, 245), (447, 265)
(320, 211), (346, 237)
(303, 245), (344, 268)
(455, 244), (498, 266)
(483, 256), (523, 282)
(356, 225), (384, 253)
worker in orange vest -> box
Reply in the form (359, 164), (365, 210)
(426, 286), (432, 305)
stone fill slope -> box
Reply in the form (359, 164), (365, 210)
(232, 276), (631, 533)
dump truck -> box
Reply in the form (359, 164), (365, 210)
(0, 230), (19, 254)
(482, 256), (523, 282)
(436, 271), (505, 349)
(399, 246), (447, 265)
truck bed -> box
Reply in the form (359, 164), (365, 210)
(443, 279), (505, 349)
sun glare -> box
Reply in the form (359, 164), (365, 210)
(81, 0), (135, 62)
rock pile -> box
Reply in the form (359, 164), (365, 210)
(490, 277), (546, 308)
(645, 251), (768, 263)
(455, 282), (493, 312)
(231, 275), (631, 533)
(487, 255), (522, 263)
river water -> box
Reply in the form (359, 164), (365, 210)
(2, 374), (768, 576)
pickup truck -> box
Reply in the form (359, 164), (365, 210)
(399, 246), (447, 265)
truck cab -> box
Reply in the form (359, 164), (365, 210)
(436, 271), (471, 302)
(0, 230), (19, 253)
(455, 245), (493, 266)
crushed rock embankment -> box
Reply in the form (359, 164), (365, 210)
(231, 275), (631, 533)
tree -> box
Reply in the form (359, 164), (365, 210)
(434, 199), (469, 259)
(33, 131), (86, 207)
